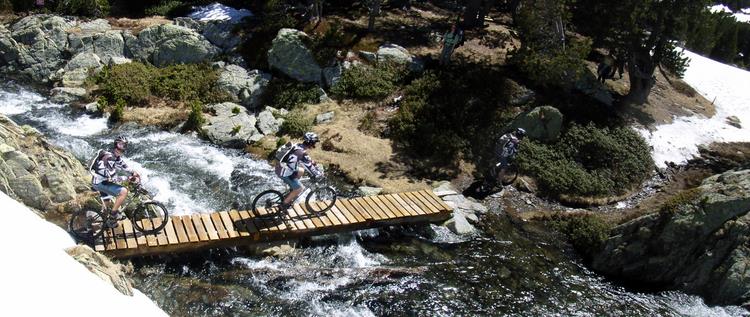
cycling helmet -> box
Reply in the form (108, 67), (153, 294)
(303, 132), (319, 146)
(114, 136), (128, 150)
(515, 128), (526, 139)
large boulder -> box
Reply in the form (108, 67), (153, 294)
(256, 109), (282, 135)
(4, 15), (73, 82)
(127, 24), (219, 66)
(267, 28), (322, 83)
(60, 52), (103, 87)
(592, 169), (750, 307)
(0, 115), (90, 212)
(216, 64), (270, 108)
(67, 19), (126, 62)
(202, 102), (263, 148)
(376, 44), (423, 72)
(509, 106), (563, 142)
(49, 87), (87, 104)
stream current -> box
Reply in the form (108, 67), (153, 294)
(1, 82), (746, 316)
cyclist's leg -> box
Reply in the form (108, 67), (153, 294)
(495, 156), (509, 184)
(94, 181), (127, 214)
(281, 175), (304, 206)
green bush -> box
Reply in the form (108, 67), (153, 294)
(109, 98), (125, 122)
(56, 0), (110, 17)
(96, 62), (154, 104)
(231, 125), (242, 135)
(232, 106), (241, 114)
(96, 62), (227, 105)
(659, 188), (701, 216)
(517, 123), (654, 198)
(184, 101), (205, 132)
(280, 110), (313, 138)
(264, 79), (320, 110)
(96, 96), (108, 113)
(144, 0), (181, 16)
(331, 63), (406, 100)
(549, 213), (611, 258)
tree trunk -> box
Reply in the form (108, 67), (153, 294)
(368, 1), (380, 32)
(463, 0), (482, 28)
(625, 54), (657, 105)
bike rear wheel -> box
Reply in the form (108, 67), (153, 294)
(69, 209), (105, 241)
(252, 189), (284, 217)
(132, 201), (169, 234)
(305, 186), (337, 214)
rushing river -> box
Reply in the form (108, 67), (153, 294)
(1, 82), (747, 316)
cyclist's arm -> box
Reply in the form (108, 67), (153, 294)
(299, 153), (322, 178)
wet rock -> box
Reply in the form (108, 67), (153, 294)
(443, 211), (476, 235)
(50, 87), (87, 104)
(315, 111), (335, 124)
(509, 106), (563, 142)
(202, 102), (262, 148)
(83, 102), (99, 114)
(726, 116), (742, 129)
(592, 168), (750, 307)
(357, 186), (383, 197)
(66, 245), (134, 296)
(216, 64), (270, 108)
(267, 29), (321, 83)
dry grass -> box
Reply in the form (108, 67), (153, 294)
(106, 16), (171, 34)
(305, 100), (431, 193)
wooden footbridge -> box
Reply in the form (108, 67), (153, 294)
(94, 190), (453, 258)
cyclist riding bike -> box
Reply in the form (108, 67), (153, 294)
(90, 136), (140, 227)
(493, 127), (526, 182)
(274, 132), (323, 210)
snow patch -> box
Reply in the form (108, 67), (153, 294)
(0, 192), (167, 316)
(188, 3), (252, 23)
(637, 50), (750, 168)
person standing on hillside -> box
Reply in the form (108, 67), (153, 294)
(440, 23), (464, 65)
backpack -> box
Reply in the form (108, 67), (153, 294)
(87, 149), (106, 175)
(274, 142), (295, 163)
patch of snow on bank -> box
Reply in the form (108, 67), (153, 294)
(0, 192), (167, 317)
(188, 3), (252, 23)
(708, 4), (750, 22)
(637, 50), (750, 168)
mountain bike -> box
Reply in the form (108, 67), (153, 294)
(251, 175), (337, 218)
(69, 181), (169, 242)
(478, 160), (519, 193)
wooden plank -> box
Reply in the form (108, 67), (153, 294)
(420, 189), (453, 211)
(113, 222), (128, 250)
(392, 194), (423, 216)
(102, 229), (116, 251)
(416, 190), (448, 213)
(331, 200), (357, 224)
(134, 220), (148, 246)
(325, 201), (350, 225)
(171, 216), (189, 243)
(142, 219), (158, 247)
(220, 211), (240, 238)
(314, 201), (341, 226)
(408, 191), (440, 214)
(253, 207), (280, 233)
(228, 210), (249, 237)
(183, 215), (201, 242)
(363, 196), (391, 220)
(401, 192), (431, 215)
(332, 204), (358, 225)
(299, 202), (333, 227)
(152, 218), (169, 246)
(191, 214), (209, 241)
(374, 195), (405, 218)
(238, 210), (260, 240)
(336, 199), (365, 223)
(287, 204), (309, 230)
(201, 213), (220, 240)
(162, 218), (179, 245)
(364, 196), (396, 219)
(342, 199), (372, 221)
(121, 219), (138, 249)
(379, 195), (405, 217)
(210, 213), (229, 239)
(352, 197), (384, 220)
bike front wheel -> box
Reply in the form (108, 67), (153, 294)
(499, 164), (519, 186)
(252, 189), (284, 217)
(305, 186), (337, 214)
(132, 201), (169, 234)
(69, 209), (105, 241)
